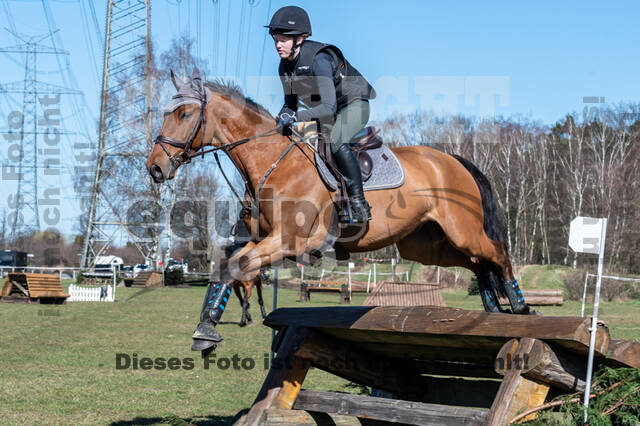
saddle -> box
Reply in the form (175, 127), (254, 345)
(304, 123), (383, 183)
(348, 126), (383, 181)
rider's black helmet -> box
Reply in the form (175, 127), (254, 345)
(265, 6), (311, 36)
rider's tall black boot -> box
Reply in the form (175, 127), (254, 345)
(333, 143), (371, 224)
(191, 281), (232, 355)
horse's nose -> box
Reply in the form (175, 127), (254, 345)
(150, 163), (164, 183)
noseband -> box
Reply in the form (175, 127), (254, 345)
(154, 92), (208, 171)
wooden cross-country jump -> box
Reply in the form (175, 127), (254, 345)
(237, 306), (640, 425)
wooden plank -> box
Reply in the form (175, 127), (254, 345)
(10, 280), (29, 297)
(257, 408), (361, 425)
(486, 338), (550, 425)
(293, 390), (487, 426)
(263, 306), (611, 358)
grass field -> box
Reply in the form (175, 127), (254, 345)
(1, 268), (639, 425)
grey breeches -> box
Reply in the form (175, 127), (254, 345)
(329, 99), (370, 154)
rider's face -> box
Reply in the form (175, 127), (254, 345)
(273, 34), (299, 59)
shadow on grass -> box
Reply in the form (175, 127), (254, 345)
(110, 409), (249, 426)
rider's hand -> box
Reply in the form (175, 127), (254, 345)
(276, 107), (296, 129)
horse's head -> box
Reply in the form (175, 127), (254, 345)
(147, 66), (212, 183)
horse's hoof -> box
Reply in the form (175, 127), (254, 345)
(239, 321), (247, 327)
(201, 344), (217, 359)
(191, 338), (217, 352)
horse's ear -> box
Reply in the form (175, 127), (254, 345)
(170, 69), (185, 91)
(192, 65), (203, 92)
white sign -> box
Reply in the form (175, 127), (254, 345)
(348, 262), (355, 269)
(569, 217), (606, 254)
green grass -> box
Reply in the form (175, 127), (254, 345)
(1, 275), (638, 425)
(520, 264), (574, 290)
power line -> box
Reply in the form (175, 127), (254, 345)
(256, 0), (272, 97)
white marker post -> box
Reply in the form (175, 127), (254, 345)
(568, 216), (607, 423)
(348, 262), (354, 292)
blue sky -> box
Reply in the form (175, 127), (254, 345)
(1, 0), (639, 238)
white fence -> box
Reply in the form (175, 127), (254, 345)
(581, 272), (640, 317)
(68, 284), (114, 302)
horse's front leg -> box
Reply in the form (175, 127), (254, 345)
(192, 235), (293, 354)
(191, 242), (257, 356)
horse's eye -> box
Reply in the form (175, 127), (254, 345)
(180, 111), (192, 120)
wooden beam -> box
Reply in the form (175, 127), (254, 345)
(263, 306), (611, 358)
(258, 408), (361, 425)
(292, 329), (425, 400)
(495, 338), (587, 393)
(293, 390), (487, 426)
(487, 338), (550, 425)
(241, 327), (311, 426)
(11, 280), (29, 297)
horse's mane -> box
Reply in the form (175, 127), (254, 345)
(204, 79), (273, 119)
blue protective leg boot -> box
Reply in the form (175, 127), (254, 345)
(191, 281), (232, 355)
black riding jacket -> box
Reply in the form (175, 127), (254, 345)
(278, 40), (376, 125)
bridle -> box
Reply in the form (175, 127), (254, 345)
(153, 91), (209, 171)
(152, 87), (312, 218)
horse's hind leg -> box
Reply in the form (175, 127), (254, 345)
(476, 261), (507, 313)
(439, 222), (530, 314)
(231, 280), (248, 327)
(243, 282), (253, 325)
(490, 241), (530, 314)
(256, 276), (267, 318)
(396, 223), (506, 313)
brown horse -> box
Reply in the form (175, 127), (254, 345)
(147, 68), (531, 353)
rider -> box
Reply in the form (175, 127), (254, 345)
(267, 6), (377, 224)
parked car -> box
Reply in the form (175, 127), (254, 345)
(133, 264), (149, 277)
(165, 258), (188, 274)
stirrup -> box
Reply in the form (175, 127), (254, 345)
(339, 198), (371, 224)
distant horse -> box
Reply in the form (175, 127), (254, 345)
(232, 273), (268, 327)
(225, 241), (268, 327)
(147, 68), (532, 354)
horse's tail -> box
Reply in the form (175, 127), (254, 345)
(452, 154), (509, 301)
(451, 155), (505, 245)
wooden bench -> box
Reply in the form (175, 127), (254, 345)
(238, 306), (640, 425)
(299, 281), (350, 304)
(1, 272), (69, 304)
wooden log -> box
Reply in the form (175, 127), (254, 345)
(263, 306), (611, 358)
(607, 339), (640, 368)
(487, 338), (550, 425)
(293, 390), (488, 426)
(241, 327), (311, 426)
(495, 338), (586, 393)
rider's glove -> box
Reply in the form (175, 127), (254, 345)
(276, 107), (297, 129)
